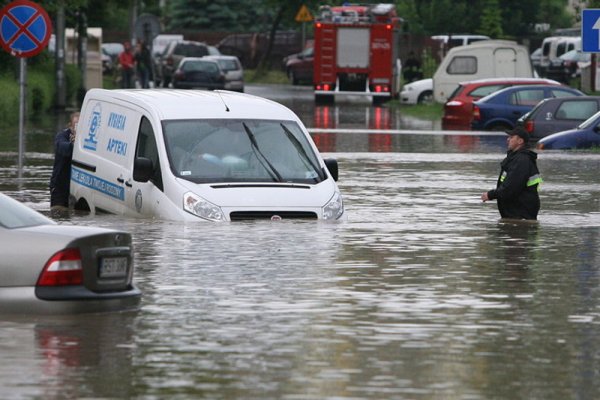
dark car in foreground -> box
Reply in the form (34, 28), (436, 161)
(517, 96), (600, 141)
(172, 58), (226, 90)
(471, 84), (584, 131)
(0, 193), (141, 314)
(441, 78), (561, 130)
(537, 110), (600, 150)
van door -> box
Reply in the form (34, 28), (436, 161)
(494, 48), (517, 76)
(127, 116), (165, 216)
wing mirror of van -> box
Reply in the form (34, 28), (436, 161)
(133, 157), (154, 182)
(324, 158), (338, 181)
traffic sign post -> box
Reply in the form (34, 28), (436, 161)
(0, 0), (52, 177)
(295, 5), (314, 50)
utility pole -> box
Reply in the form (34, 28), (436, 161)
(55, 0), (66, 109)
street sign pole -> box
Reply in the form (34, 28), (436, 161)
(18, 57), (26, 179)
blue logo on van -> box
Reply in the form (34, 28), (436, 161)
(83, 103), (102, 151)
(107, 112), (126, 130)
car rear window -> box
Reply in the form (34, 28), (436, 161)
(0, 195), (53, 228)
(469, 84), (506, 98)
(177, 44), (209, 57)
(217, 59), (239, 71)
(555, 100), (599, 120)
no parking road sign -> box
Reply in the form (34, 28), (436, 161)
(0, 0), (52, 58)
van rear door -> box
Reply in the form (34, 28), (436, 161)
(494, 48), (517, 76)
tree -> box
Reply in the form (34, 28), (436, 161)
(478, 0), (503, 38)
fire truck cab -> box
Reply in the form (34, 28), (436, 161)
(313, 3), (402, 105)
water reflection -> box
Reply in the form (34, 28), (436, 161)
(1, 89), (600, 398)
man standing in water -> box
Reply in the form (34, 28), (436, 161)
(481, 127), (541, 220)
(50, 112), (79, 211)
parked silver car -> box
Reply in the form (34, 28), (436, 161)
(0, 193), (141, 314)
(203, 55), (244, 92)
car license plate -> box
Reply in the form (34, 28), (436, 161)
(99, 257), (128, 278)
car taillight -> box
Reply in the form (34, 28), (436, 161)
(524, 120), (534, 133)
(472, 105), (481, 120)
(174, 71), (185, 80)
(374, 85), (389, 93)
(37, 248), (83, 286)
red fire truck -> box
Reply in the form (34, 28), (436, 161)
(313, 3), (402, 105)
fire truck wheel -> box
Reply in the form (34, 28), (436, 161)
(315, 94), (334, 104)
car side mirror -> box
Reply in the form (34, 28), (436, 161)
(133, 157), (153, 182)
(324, 158), (338, 181)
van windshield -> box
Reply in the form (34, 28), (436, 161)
(162, 119), (326, 184)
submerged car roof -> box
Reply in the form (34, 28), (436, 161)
(84, 89), (296, 121)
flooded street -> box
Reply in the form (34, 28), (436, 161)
(1, 86), (600, 399)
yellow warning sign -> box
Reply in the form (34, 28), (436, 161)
(295, 5), (313, 22)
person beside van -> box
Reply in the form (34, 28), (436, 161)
(119, 41), (135, 88)
(50, 112), (80, 211)
(134, 40), (153, 88)
(481, 127), (541, 220)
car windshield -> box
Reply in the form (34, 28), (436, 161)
(0, 194), (53, 229)
(578, 110), (600, 129)
(163, 119), (326, 184)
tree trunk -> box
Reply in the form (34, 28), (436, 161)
(257, 4), (287, 73)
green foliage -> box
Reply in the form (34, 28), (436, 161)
(478, 0), (503, 38)
(28, 70), (55, 115)
(0, 74), (20, 125)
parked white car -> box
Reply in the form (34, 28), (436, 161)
(400, 78), (433, 104)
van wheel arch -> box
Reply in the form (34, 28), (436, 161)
(73, 197), (91, 212)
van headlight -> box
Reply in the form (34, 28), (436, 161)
(183, 192), (225, 221)
(322, 191), (344, 220)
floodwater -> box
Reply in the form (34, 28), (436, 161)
(1, 86), (600, 399)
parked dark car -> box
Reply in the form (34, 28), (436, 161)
(471, 84), (584, 131)
(517, 96), (600, 141)
(441, 78), (561, 130)
(172, 58), (226, 90)
(537, 110), (600, 150)
(158, 40), (214, 88)
(545, 49), (591, 84)
(283, 44), (313, 85)
(0, 192), (141, 314)
(217, 31), (302, 68)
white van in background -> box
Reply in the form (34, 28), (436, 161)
(432, 40), (534, 103)
(539, 36), (581, 76)
(431, 34), (490, 48)
(70, 89), (345, 221)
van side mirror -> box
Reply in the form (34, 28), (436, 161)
(324, 158), (338, 181)
(133, 157), (153, 182)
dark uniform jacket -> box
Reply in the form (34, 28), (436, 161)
(487, 148), (541, 220)
(49, 128), (74, 207)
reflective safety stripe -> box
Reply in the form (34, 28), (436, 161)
(527, 174), (543, 187)
(500, 171), (507, 182)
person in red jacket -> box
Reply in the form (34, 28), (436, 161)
(481, 127), (542, 220)
(118, 41), (135, 88)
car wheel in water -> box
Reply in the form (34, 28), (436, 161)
(418, 90), (433, 104)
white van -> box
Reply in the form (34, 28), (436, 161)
(540, 36), (581, 75)
(70, 89), (345, 221)
(433, 40), (534, 103)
